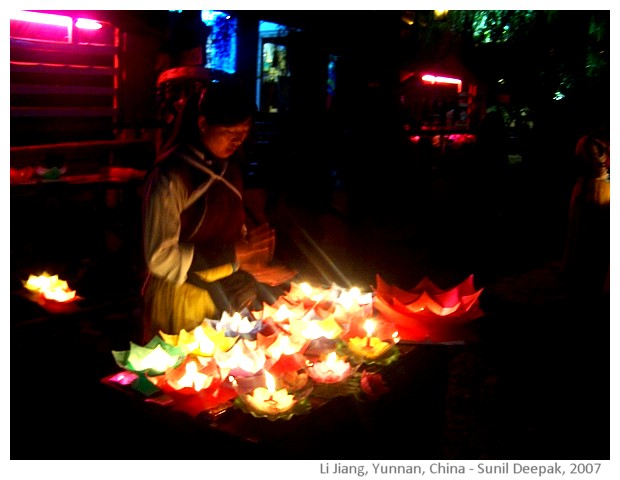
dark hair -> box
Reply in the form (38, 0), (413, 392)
(198, 80), (257, 126)
(161, 79), (256, 151)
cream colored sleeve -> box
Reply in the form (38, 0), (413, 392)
(143, 170), (194, 286)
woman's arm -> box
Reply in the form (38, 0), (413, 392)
(143, 170), (194, 285)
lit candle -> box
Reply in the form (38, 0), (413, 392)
(307, 351), (352, 383)
(129, 344), (180, 372)
(244, 371), (296, 414)
(175, 360), (213, 391)
(363, 319), (376, 347)
(25, 272), (77, 302)
(347, 319), (392, 360)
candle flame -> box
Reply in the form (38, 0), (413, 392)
(325, 351), (338, 366)
(363, 319), (376, 337)
(25, 272), (77, 302)
(264, 370), (276, 392)
(300, 282), (312, 297)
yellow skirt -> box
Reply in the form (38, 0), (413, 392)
(142, 274), (217, 342)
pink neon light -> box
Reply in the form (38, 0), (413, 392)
(11, 11), (72, 27)
(75, 18), (102, 30)
(421, 74), (463, 93)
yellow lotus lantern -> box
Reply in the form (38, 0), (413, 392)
(347, 319), (393, 360)
(289, 315), (343, 340)
(160, 322), (237, 356)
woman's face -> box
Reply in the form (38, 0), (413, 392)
(199, 116), (251, 159)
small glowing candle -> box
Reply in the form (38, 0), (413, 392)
(176, 360), (213, 391)
(25, 272), (76, 302)
(307, 351), (352, 383)
(130, 344), (179, 372)
(244, 371), (296, 414)
(363, 319), (376, 347)
(347, 320), (392, 360)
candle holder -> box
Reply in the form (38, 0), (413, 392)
(344, 332), (401, 367)
(229, 368), (312, 421)
(148, 356), (238, 417)
(111, 337), (185, 377)
(305, 350), (360, 384)
(342, 318), (401, 367)
(304, 349), (362, 399)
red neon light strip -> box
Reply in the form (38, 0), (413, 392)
(11, 11), (72, 27)
(11, 11), (102, 30)
(421, 74), (462, 93)
(75, 19), (102, 30)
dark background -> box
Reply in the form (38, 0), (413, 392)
(9, 9), (611, 463)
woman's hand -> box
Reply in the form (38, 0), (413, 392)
(235, 224), (275, 268)
(235, 224), (297, 286)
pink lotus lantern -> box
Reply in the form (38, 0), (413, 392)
(306, 351), (356, 384)
(373, 274), (484, 341)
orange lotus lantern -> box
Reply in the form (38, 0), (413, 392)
(164, 357), (219, 392)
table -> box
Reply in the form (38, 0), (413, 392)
(99, 343), (462, 459)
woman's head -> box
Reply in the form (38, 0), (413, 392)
(164, 79), (256, 158)
(197, 80), (257, 159)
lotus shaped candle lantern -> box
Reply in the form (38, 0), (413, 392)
(213, 338), (266, 377)
(279, 281), (339, 312)
(373, 274), (484, 341)
(306, 351), (358, 384)
(289, 315), (344, 340)
(160, 322), (237, 356)
(162, 356), (220, 393)
(230, 369), (312, 420)
(147, 356), (237, 416)
(23, 272), (77, 303)
(334, 286), (373, 319)
(261, 330), (309, 362)
(345, 319), (400, 366)
(209, 310), (263, 341)
(112, 337), (185, 376)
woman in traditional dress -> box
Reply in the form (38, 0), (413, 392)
(141, 79), (295, 341)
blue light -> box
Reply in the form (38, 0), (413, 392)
(201, 10), (237, 74)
